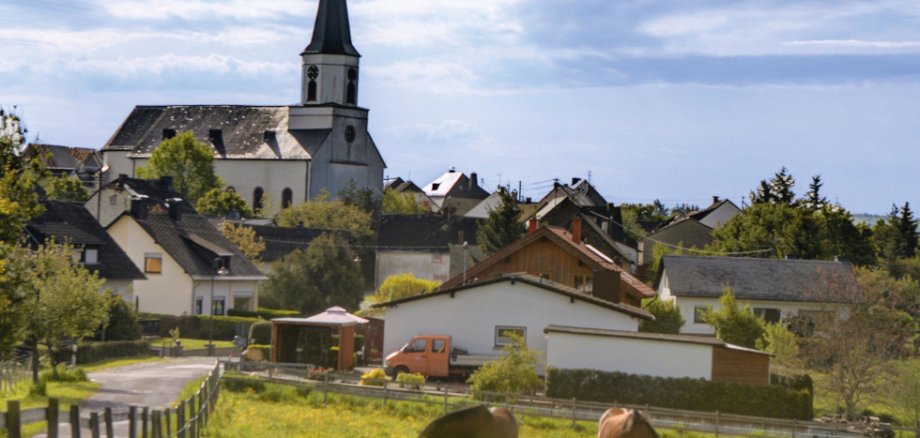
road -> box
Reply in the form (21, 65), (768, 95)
(38, 357), (218, 437)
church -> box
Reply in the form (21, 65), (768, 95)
(101, 0), (385, 214)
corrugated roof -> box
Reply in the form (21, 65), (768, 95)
(662, 255), (858, 303)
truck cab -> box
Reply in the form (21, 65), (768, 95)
(384, 334), (452, 377)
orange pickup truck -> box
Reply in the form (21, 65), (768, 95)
(383, 334), (497, 378)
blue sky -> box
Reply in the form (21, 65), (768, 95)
(2, 0), (920, 214)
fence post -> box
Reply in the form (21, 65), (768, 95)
(104, 407), (114, 438)
(571, 397), (577, 429)
(90, 412), (101, 438)
(714, 410), (720, 437)
(443, 386), (449, 415)
(791, 418), (796, 438)
(164, 408), (172, 438)
(7, 400), (22, 438)
(142, 407), (149, 438)
(48, 398), (60, 438)
(70, 404), (82, 438)
(177, 401), (186, 438)
(151, 411), (160, 438)
(187, 397), (196, 438)
(381, 379), (387, 406)
(129, 406), (138, 438)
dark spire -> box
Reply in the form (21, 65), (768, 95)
(302, 0), (361, 57)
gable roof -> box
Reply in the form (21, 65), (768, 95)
(26, 200), (145, 281)
(464, 191), (503, 219)
(23, 144), (102, 174)
(374, 273), (653, 320)
(690, 198), (740, 223)
(440, 225), (655, 300)
(243, 224), (347, 263)
(661, 255), (858, 303)
(103, 105), (331, 160)
(383, 177), (424, 194)
(422, 170), (489, 200)
(378, 215), (480, 252)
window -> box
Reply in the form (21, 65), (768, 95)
(144, 253), (162, 274)
(281, 188), (293, 209)
(211, 297), (226, 316)
(307, 81), (317, 101)
(693, 306), (707, 324)
(432, 339), (446, 354)
(346, 68), (358, 104)
(253, 187), (264, 212)
(495, 326), (526, 347)
(234, 293), (253, 311)
(754, 307), (781, 324)
(574, 275), (592, 291)
(83, 248), (99, 265)
(195, 297), (203, 315)
(404, 338), (427, 353)
(109, 195), (118, 206)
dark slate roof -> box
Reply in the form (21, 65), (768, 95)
(244, 224), (348, 262)
(103, 105), (331, 160)
(661, 255), (858, 303)
(23, 144), (102, 173)
(303, 0), (360, 57)
(383, 177), (424, 194)
(374, 273), (653, 321)
(543, 325), (769, 354)
(112, 178), (265, 278)
(378, 215), (481, 252)
(26, 200), (145, 281)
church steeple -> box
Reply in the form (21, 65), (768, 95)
(300, 0), (361, 106)
(303, 0), (360, 57)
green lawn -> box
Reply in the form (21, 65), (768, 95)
(149, 338), (235, 350)
(207, 380), (718, 438)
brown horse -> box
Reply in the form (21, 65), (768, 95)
(598, 407), (659, 438)
(419, 405), (518, 438)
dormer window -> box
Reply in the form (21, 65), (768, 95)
(83, 248), (99, 265)
(162, 128), (176, 140)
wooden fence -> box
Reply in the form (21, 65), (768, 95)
(0, 362), (222, 438)
(0, 361), (29, 393)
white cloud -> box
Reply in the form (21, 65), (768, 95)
(97, 0), (309, 21)
(65, 53), (294, 78)
(787, 39), (920, 50)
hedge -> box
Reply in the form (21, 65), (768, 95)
(143, 314), (261, 341)
(51, 340), (153, 365)
(227, 307), (301, 320)
(545, 368), (813, 420)
(249, 321), (272, 345)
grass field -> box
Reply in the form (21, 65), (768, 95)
(208, 380), (716, 438)
(149, 338), (234, 350)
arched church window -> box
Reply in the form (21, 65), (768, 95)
(282, 188), (293, 208)
(307, 65), (319, 102)
(346, 68), (358, 104)
(253, 187), (264, 212)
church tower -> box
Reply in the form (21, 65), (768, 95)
(300, 0), (361, 106)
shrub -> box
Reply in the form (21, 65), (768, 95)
(639, 298), (685, 334)
(244, 344), (271, 362)
(228, 307), (301, 319)
(50, 340), (153, 365)
(395, 372), (425, 389)
(360, 368), (388, 386)
(467, 333), (541, 403)
(545, 368), (813, 420)
(144, 314), (260, 340)
(249, 321), (273, 345)
(223, 376), (266, 393)
(42, 365), (88, 382)
(94, 298), (142, 341)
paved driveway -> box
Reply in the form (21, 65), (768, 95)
(38, 357), (218, 437)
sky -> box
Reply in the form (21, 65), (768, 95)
(2, 0), (920, 214)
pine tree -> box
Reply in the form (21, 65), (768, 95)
(750, 167), (795, 205)
(476, 188), (526, 255)
(898, 202), (919, 258)
(802, 175), (827, 210)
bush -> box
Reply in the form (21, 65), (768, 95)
(41, 365), (89, 383)
(639, 299), (685, 334)
(50, 340), (153, 365)
(249, 321), (273, 345)
(223, 376), (267, 393)
(244, 344), (271, 362)
(360, 368), (388, 386)
(545, 368), (813, 420)
(467, 334), (541, 403)
(395, 372), (425, 389)
(228, 307), (301, 319)
(144, 314), (260, 340)
(94, 298), (143, 341)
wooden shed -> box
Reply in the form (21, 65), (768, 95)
(271, 307), (368, 371)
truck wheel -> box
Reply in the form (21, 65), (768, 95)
(394, 366), (409, 377)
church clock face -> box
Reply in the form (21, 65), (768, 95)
(307, 65), (319, 80)
(345, 125), (356, 143)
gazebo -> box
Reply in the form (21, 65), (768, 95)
(271, 307), (369, 371)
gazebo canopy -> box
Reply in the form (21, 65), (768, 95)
(273, 306), (368, 327)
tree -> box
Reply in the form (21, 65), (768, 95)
(135, 131), (221, 203)
(21, 242), (111, 381)
(259, 233), (364, 314)
(709, 203), (807, 258)
(801, 175), (827, 211)
(95, 297), (142, 341)
(337, 180), (382, 224)
(382, 188), (427, 215)
(467, 333), (541, 403)
(0, 244), (31, 357)
(218, 222), (265, 262)
(275, 191), (373, 242)
(889, 360), (920, 438)
(755, 322), (800, 369)
(1, 128), (45, 243)
(750, 167), (795, 205)
(702, 286), (765, 349)
(898, 202), (919, 259)
(370, 273), (441, 304)
(196, 188), (253, 218)
(639, 298), (685, 334)
(476, 188), (526, 254)
(45, 175), (89, 202)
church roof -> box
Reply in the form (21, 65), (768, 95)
(302, 0), (360, 57)
(103, 105), (331, 161)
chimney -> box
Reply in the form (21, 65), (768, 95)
(130, 199), (149, 220)
(571, 177), (581, 186)
(571, 217), (582, 243)
(712, 195), (720, 204)
(592, 270), (621, 304)
(470, 172), (478, 188)
(159, 176), (173, 191)
(168, 202), (182, 221)
(528, 218), (538, 234)
(448, 167), (456, 173)
(525, 197), (532, 204)
(457, 229), (465, 245)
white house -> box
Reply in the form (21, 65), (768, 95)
(657, 255), (857, 335)
(104, 179), (266, 316)
(374, 274), (653, 370)
(100, 0), (385, 215)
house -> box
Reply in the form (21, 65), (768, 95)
(25, 199), (145, 300)
(657, 255), (858, 335)
(104, 179), (266, 316)
(22, 144), (103, 188)
(209, 220), (346, 275)
(374, 273), (653, 371)
(421, 169), (489, 216)
(375, 214), (482, 287)
(100, 0), (385, 215)
(689, 197), (741, 229)
(544, 325), (771, 385)
(384, 177), (437, 212)
(638, 197), (741, 268)
(440, 219), (656, 307)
